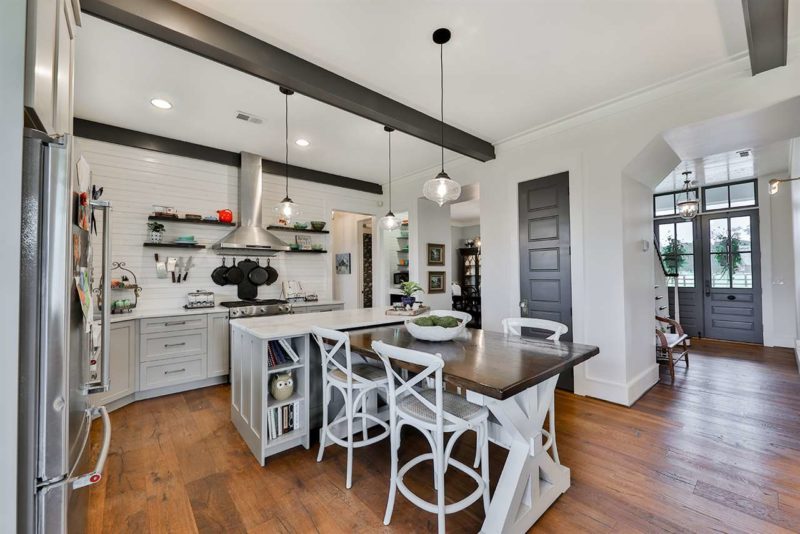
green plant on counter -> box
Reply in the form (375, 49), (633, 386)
(147, 221), (166, 233)
(400, 281), (424, 297)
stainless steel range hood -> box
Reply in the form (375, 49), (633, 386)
(212, 152), (290, 253)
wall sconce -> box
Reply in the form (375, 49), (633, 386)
(769, 176), (800, 195)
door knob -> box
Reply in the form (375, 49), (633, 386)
(727, 295), (736, 301)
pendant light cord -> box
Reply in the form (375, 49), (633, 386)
(285, 92), (289, 198)
(440, 42), (444, 173)
(388, 130), (392, 209)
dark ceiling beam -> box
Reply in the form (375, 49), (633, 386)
(741, 0), (788, 75)
(74, 119), (383, 195)
(80, 0), (496, 162)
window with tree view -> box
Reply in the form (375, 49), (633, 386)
(708, 216), (752, 288)
(658, 221), (694, 287)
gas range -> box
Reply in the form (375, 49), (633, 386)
(219, 299), (292, 318)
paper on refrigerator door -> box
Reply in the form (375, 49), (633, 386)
(76, 156), (91, 231)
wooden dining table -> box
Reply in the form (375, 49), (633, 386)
(346, 324), (600, 534)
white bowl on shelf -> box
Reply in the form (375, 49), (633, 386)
(404, 311), (472, 342)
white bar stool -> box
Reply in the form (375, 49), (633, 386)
(501, 317), (568, 464)
(312, 326), (390, 489)
(372, 340), (490, 534)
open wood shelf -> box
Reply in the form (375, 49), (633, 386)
(286, 249), (327, 253)
(148, 215), (235, 226)
(267, 225), (330, 234)
(143, 242), (206, 249)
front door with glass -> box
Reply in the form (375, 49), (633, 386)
(701, 210), (762, 343)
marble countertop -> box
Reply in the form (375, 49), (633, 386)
(230, 307), (405, 339)
(108, 305), (229, 323)
(107, 299), (345, 323)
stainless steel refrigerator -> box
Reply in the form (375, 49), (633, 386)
(18, 128), (112, 533)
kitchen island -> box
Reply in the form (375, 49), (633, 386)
(229, 308), (599, 533)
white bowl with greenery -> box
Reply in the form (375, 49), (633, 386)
(405, 311), (471, 342)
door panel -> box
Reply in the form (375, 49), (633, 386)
(655, 218), (703, 337)
(518, 173), (573, 390)
(701, 210), (762, 343)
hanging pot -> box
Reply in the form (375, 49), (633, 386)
(247, 258), (268, 286)
(226, 259), (244, 285)
(265, 258), (279, 286)
(211, 257), (229, 286)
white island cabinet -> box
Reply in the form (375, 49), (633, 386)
(229, 308), (404, 465)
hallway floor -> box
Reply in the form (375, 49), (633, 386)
(88, 339), (800, 533)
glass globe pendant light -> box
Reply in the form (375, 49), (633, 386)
(676, 171), (700, 220)
(379, 126), (401, 231)
(423, 28), (461, 207)
(274, 87), (300, 223)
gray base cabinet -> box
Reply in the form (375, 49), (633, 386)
(208, 313), (230, 377)
(96, 312), (231, 412)
(89, 321), (137, 407)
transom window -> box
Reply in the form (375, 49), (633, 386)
(702, 180), (757, 212)
(657, 221), (694, 287)
(654, 189), (698, 217)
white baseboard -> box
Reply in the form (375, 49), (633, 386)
(795, 340), (800, 373)
(574, 364), (659, 407)
(626, 364), (660, 405)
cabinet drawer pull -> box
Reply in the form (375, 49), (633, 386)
(164, 368), (186, 375)
(164, 342), (187, 348)
(164, 321), (187, 326)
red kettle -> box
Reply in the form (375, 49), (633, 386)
(217, 209), (233, 223)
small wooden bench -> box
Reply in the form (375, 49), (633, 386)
(655, 316), (689, 384)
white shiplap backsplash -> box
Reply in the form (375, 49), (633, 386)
(77, 138), (381, 312)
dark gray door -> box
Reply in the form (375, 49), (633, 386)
(701, 210), (762, 343)
(518, 172), (573, 390)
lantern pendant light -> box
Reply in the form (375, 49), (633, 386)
(379, 126), (401, 231)
(274, 87), (300, 223)
(423, 28), (462, 207)
(676, 170), (699, 220)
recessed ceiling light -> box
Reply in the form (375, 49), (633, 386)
(295, 138), (310, 147)
(150, 98), (172, 110)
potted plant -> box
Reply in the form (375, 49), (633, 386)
(147, 221), (165, 244)
(400, 281), (424, 308)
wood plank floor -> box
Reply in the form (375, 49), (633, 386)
(87, 339), (800, 533)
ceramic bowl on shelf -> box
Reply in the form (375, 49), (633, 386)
(289, 244), (300, 250)
(293, 222), (308, 230)
(310, 221), (326, 231)
(404, 313), (471, 342)
(311, 244), (323, 251)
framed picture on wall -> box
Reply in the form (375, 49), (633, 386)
(428, 271), (445, 293)
(335, 253), (351, 274)
(427, 243), (445, 266)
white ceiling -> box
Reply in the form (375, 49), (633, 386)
(75, 1), (800, 183)
(74, 16), (452, 183)
(654, 141), (791, 193)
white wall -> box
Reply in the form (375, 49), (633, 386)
(791, 139), (800, 368)
(410, 199), (452, 309)
(77, 138), (385, 311)
(759, 173), (797, 349)
(0, 0), (25, 525)
(391, 49), (800, 405)
(331, 211), (366, 309)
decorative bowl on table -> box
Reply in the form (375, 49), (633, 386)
(293, 222), (308, 230)
(310, 221), (326, 231)
(405, 313), (471, 342)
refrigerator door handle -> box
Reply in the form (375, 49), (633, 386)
(88, 200), (111, 394)
(71, 406), (111, 489)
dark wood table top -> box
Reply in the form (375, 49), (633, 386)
(346, 325), (600, 400)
